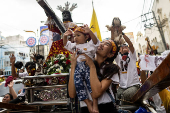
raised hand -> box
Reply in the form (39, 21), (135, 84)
(70, 50), (79, 68)
(30, 53), (37, 62)
(9, 54), (16, 64)
(83, 24), (91, 34)
(64, 29), (73, 37)
(8, 81), (14, 88)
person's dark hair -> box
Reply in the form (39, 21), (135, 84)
(25, 62), (36, 69)
(6, 93), (13, 100)
(94, 41), (120, 81)
(35, 54), (44, 61)
(14, 61), (23, 69)
(105, 41), (119, 63)
(25, 62), (32, 68)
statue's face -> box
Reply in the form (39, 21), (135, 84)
(62, 11), (71, 20)
(112, 17), (121, 27)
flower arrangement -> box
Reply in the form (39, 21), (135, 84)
(44, 52), (71, 75)
(0, 75), (5, 83)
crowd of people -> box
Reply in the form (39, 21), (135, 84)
(66, 25), (170, 113)
(0, 54), (37, 111)
(0, 23), (170, 113)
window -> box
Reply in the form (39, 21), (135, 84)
(4, 71), (11, 75)
(8, 71), (11, 75)
(4, 51), (15, 55)
(4, 61), (10, 67)
(19, 52), (23, 56)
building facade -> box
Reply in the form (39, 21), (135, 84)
(0, 35), (30, 75)
(35, 45), (49, 60)
(135, 0), (170, 54)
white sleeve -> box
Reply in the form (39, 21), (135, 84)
(19, 72), (28, 77)
(64, 41), (76, 53)
(115, 53), (120, 64)
(111, 73), (119, 84)
(88, 38), (100, 47)
(129, 49), (136, 60)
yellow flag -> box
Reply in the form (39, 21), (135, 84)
(90, 8), (102, 41)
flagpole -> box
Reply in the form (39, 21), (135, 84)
(90, 0), (94, 29)
(90, 0), (102, 41)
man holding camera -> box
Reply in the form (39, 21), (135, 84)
(10, 54), (34, 78)
(9, 54), (36, 103)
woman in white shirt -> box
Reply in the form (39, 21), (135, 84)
(68, 40), (120, 113)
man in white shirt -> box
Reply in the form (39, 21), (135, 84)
(111, 28), (140, 102)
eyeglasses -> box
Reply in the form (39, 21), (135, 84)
(121, 45), (128, 47)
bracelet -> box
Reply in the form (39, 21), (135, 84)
(122, 32), (125, 35)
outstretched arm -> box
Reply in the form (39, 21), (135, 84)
(10, 54), (18, 78)
(8, 81), (17, 99)
(63, 29), (73, 46)
(83, 24), (98, 44)
(68, 51), (79, 98)
(118, 27), (134, 54)
(68, 65), (76, 98)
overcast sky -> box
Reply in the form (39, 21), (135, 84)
(0, 0), (154, 41)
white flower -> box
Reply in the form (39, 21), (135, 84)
(55, 64), (59, 67)
(60, 66), (63, 70)
(47, 68), (51, 72)
(50, 62), (52, 65)
(54, 58), (58, 61)
(63, 61), (66, 63)
(56, 69), (61, 72)
(58, 54), (65, 59)
(60, 57), (64, 60)
(58, 54), (62, 57)
(59, 54), (65, 57)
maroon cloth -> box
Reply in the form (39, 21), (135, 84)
(5, 76), (13, 87)
(122, 55), (128, 61)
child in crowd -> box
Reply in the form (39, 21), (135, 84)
(63, 24), (100, 113)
